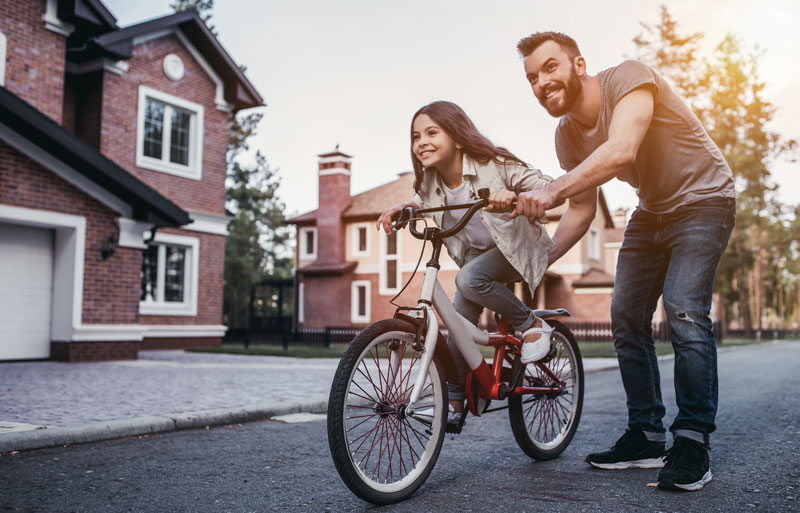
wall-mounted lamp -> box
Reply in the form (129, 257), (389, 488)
(101, 236), (117, 260)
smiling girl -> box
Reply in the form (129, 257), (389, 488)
(376, 101), (556, 420)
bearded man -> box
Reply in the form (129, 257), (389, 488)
(512, 31), (735, 491)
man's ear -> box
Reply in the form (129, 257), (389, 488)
(573, 55), (587, 77)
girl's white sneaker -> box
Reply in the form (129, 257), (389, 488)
(520, 319), (554, 364)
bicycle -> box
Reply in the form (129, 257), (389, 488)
(327, 188), (584, 504)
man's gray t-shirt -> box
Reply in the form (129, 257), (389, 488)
(555, 60), (735, 214)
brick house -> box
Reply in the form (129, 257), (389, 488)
(0, 0), (262, 361)
(287, 149), (622, 330)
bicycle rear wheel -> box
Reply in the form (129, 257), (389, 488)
(327, 319), (447, 504)
(508, 320), (583, 460)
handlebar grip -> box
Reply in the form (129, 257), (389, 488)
(391, 206), (413, 231)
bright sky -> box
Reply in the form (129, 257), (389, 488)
(105, 0), (800, 217)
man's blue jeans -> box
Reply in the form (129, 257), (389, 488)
(611, 197), (735, 445)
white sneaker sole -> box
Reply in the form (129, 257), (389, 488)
(588, 457), (666, 470)
(660, 470), (713, 491)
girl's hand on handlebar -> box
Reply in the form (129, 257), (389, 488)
(377, 204), (403, 234)
(485, 189), (517, 213)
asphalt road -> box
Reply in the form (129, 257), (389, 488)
(1, 342), (798, 512)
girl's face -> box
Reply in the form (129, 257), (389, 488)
(411, 114), (461, 170)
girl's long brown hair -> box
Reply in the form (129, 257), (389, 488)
(410, 101), (528, 193)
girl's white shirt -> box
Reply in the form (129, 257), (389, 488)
(442, 181), (495, 250)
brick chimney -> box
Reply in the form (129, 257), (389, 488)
(315, 147), (352, 264)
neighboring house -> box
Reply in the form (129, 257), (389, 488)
(287, 150), (624, 330)
(0, 0), (262, 361)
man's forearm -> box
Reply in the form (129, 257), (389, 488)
(549, 141), (632, 203)
(548, 199), (596, 265)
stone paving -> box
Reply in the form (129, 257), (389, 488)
(0, 349), (619, 431)
(0, 351), (340, 428)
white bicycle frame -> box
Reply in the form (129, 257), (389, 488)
(402, 263), (488, 416)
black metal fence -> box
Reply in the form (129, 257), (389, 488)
(225, 327), (362, 348)
(562, 321), (724, 343)
(224, 320), (736, 348)
(725, 328), (800, 340)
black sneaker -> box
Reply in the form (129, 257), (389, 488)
(586, 428), (666, 469)
(658, 437), (713, 491)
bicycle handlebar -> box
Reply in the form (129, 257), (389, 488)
(391, 187), (515, 240)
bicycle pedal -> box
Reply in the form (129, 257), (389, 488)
(445, 422), (463, 434)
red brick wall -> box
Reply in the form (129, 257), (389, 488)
(0, 142), (141, 325)
(544, 274), (612, 322)
(98, 33), (228, 215)
(0, 0), (66, 124)
(572, 292), (612, 322)
(51, 341), (139, 362)
(141, 337), (221, 350)
(138, 227), (225, 325)
(301, 275), (352, 328)
(316, 173), (351, 264)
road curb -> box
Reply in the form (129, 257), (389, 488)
(0, 399), (328, 454)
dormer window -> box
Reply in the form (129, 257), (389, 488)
(136, 86), (204, 180)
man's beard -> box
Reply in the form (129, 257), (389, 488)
(539, 66), (583, 117)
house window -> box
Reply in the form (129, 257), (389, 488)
(587, 227), (601, 261)
(139, 233), (199, 316)
(299, 227), (317, 260)
(380, 230), (401, 295)
(351, 280), (370, 323)
(351, 222), (370, 257)
(0, 30), (6, 86)
(136, 86), (204, 180)
(298, 282), (305, 324)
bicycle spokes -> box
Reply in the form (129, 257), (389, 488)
(343, 336), (439, 486)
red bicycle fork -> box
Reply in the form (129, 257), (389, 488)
(465, 324), (565, 415)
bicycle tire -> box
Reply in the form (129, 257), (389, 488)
(327, 319), (447, 504)
(508, 319), (584, 460)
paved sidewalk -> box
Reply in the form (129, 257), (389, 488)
(0, 350), (620, 453)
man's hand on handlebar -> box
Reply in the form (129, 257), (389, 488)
(485, 190), (517, 213)
(510, 188), (558, 220)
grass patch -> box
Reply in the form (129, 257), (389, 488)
(193, 337), (772, 359)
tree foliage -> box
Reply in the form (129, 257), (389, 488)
(633, 6), (799, 331)
(170, 0), (291, 328)
(169, 0), (216, 34)
(225, 115), (292, 327)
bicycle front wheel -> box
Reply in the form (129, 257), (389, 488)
(327, 319), (447, 504)
(508, 319), (584, 460)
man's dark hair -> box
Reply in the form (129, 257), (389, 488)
(516, 32), (581, 60)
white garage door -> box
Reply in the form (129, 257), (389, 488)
(0, 223), (53, 360)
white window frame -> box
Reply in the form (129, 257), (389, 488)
(0, 30), (6, 86)
(139, 232), (199, 316)
(351, 280), (370, 324)
(299, 227), (317, 260)
(136, 86), (204, 180)
(587, 227), (601, 261)
(351, 222), (371, 257)
(379, 230), (401, 295)
(297, 282), (305, 324)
